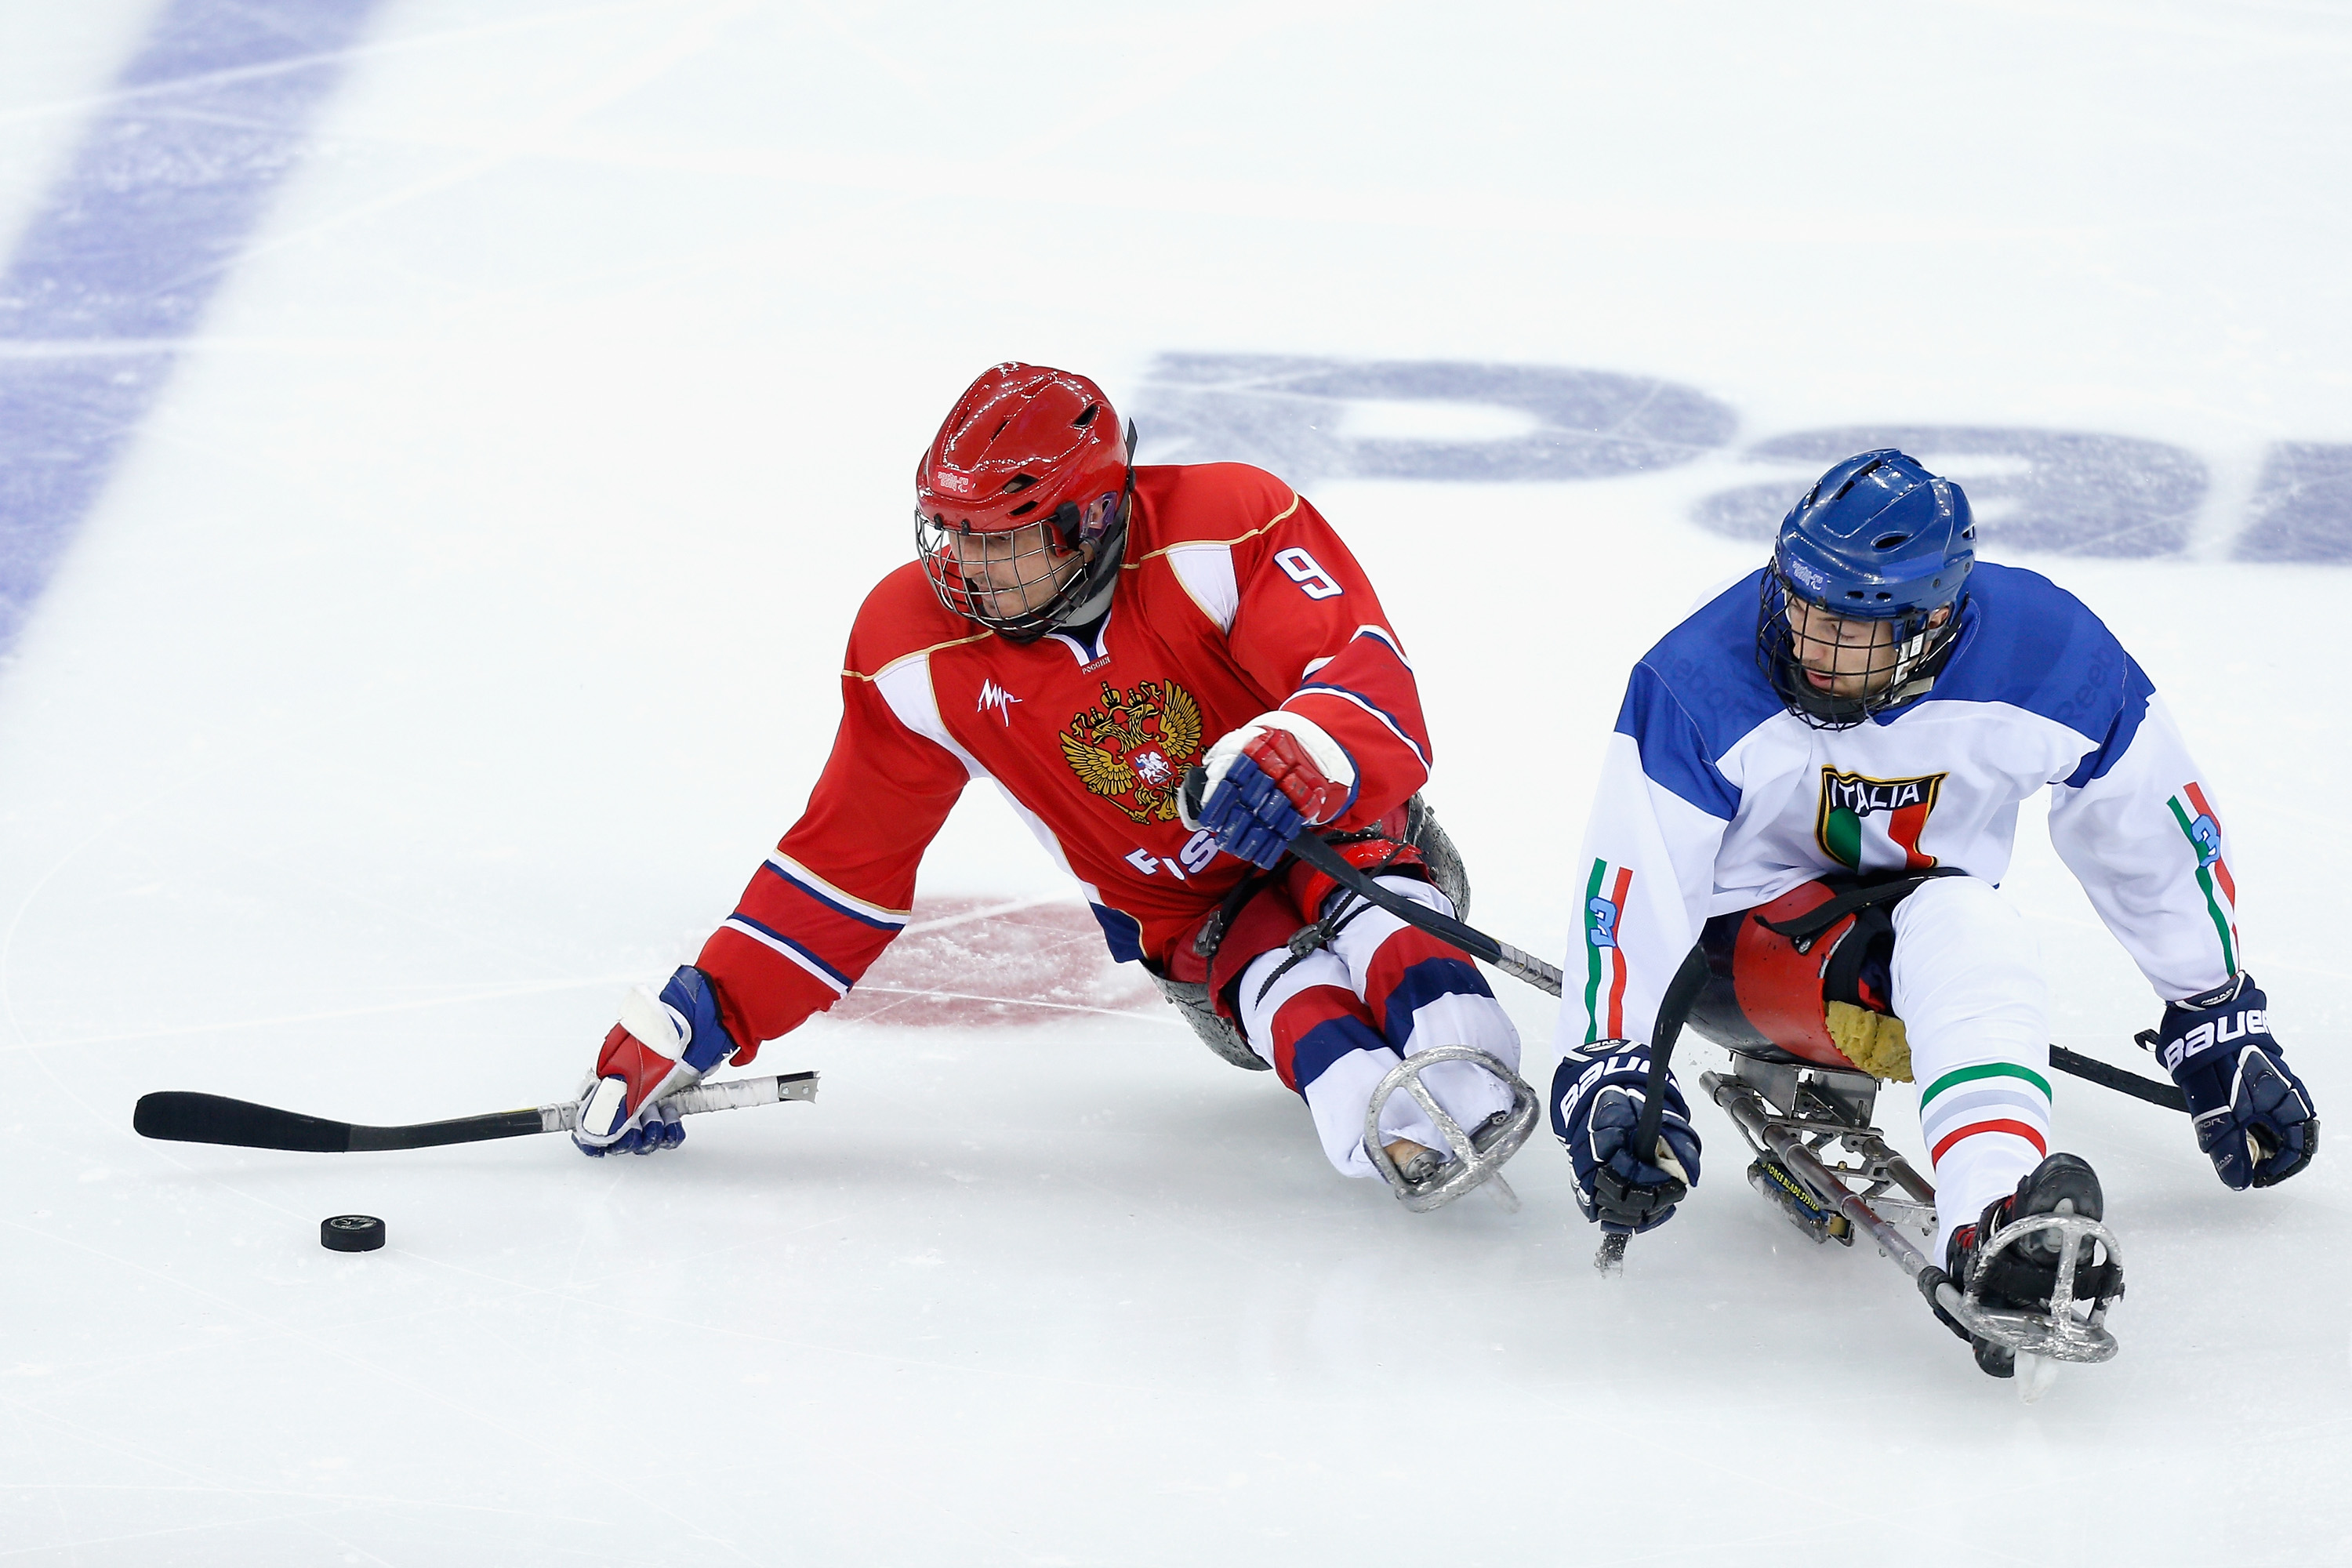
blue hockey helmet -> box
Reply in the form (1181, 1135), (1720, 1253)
(1756, 449), (1976, 728)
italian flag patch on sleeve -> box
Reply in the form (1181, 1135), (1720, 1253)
(2167, 782), (2238, 973)
(1581, 858), (1632, 1044)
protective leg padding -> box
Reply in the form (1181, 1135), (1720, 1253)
(1889, 877), (2054, 1261)
(1235, 876), (1524, 1181)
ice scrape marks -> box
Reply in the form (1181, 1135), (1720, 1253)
(1693, 426), (2209, 559)
(1132, 354), (1737, 486)
(0, 0), (382, 652)
(2236, 443), (2352, 564)
(827, 897), (1166, 1028)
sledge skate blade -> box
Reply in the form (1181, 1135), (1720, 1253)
(1363, 1046), (1538, 1213)
(1949, 1210), (2123, 1367)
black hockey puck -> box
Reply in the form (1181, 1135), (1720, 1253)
(321, 1214), (386, 1253)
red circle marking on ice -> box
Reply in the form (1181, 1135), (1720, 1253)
(828, 897), (1166, 1028)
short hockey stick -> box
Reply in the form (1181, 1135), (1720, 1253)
(132, 1072), (818, 1152)
(1283, 829), (1566, 997)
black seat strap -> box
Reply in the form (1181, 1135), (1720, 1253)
(1756, 867), (1967, 953)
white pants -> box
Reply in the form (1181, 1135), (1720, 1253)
(1889, 876), (2053, 1263)
(1234, 876), (1522, 1179)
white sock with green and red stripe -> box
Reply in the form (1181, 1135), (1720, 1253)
(1920, 1059), (2052, 1265)
(1884, 877), (2056, 1267)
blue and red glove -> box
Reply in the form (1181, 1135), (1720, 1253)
(2146, 974), (2317, 1189)
(574, 966), (745, 1156)
(1181, 712), (1358, 869)
(1552, 1040), (1702, 1233)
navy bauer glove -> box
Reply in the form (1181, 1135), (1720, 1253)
(1552, 1040), (1702, 1233)
(2147, 974), (2317, 1190)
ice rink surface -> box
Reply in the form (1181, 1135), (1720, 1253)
(3, 2), (2350, 1561)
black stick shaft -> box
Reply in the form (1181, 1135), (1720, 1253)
(2049, 1045), (2187, 1112)
(1630, 945), (1712, 1158)
(134, 1092), (543, 1150)
(1283, 829), (1565, 996)
(132, 1073), (818, 1152)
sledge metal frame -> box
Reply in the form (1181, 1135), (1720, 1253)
(1703, 1053), (2122, 1367)
(1708, 1056), (1938, 1237)
(1362, 1045), (1539, 1213)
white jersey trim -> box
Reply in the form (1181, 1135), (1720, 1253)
(1165, 543), (1241, 633)
(764, 852), (912, 926)
(873, 655), (987, 781)
(722, 917), (851, 996)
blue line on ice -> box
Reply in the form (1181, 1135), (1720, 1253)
(0, 0), (383, 652)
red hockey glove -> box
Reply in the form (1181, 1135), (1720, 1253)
(1181, 712), (1358, 869)
(574, 967), (744, 1156)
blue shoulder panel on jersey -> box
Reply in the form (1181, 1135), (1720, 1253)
(1616, 575), (1779, 818)
(1911, 563), (2154, 784)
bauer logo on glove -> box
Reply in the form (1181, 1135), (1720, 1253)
(2147, 974), (2317, 1190)
(1551, 1040), (1703, 1234)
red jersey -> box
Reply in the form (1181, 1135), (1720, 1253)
(695, 463), (1436, 1054)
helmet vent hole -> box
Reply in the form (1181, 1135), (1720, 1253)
(1073, 404), (1099, 426)
(1008, 500), (1040, 517)
(1874, 533), (1910, 549)
(1002, 474), (1037, 493)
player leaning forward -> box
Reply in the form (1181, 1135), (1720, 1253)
(570, 363), (1533, 1203)
(1552, 448), (2319, 1374)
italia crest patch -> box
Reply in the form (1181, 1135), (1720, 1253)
(1816, 767), (1946, 871)
(1060, 678), (1205, 825)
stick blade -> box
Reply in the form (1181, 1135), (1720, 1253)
(134, 1091), (352, 1152)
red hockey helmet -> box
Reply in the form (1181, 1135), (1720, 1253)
(915, 363), (1134, 641)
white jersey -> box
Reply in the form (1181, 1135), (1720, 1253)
(1563, 562), (2240, 1051)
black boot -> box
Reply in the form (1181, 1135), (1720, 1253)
(1939, 1153), (2122, 1378)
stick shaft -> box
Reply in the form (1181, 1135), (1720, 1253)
(134, 1072), (818, 1152)
(1629, 945), (1711, 1157)
(2049, 1045), (2186, 1112)
(1284, 830), (1566, 996)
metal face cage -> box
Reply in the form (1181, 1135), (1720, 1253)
(1755, 565), (1957, 729)
(915, 511), (1088, 641)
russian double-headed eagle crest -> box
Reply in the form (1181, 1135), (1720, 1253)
(1060, 678), (1204, 825)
